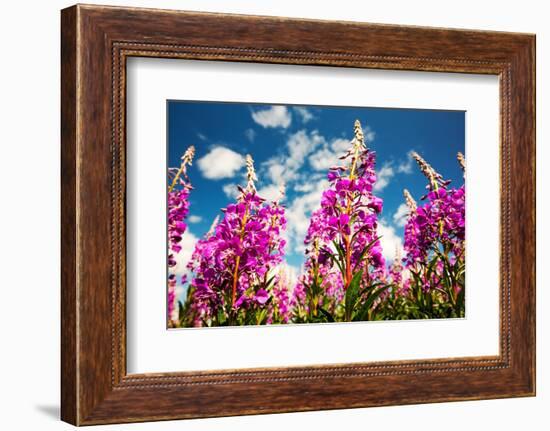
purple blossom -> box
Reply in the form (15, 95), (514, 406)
(184, 155), (287, 326)
(403, 152), (465, 304)
(404, 185), (465, 267)
(297, 120), (386, 320)
(166, 146), (195, 323)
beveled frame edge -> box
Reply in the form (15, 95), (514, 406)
(61, 4), (535, 425)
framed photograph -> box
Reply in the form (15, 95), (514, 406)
(163, 101), (467, 330)
(61, 4), (535, 425)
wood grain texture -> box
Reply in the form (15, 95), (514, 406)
(60, 6), (78, 425)
(60, 4), (536, 425)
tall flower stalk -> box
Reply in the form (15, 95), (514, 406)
(298, 120), (388, 322)
(183, 155), (287, 326)
(402, 152), (465, 317)
(167, 145), (195, 325)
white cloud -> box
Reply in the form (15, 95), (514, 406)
(262, 162), (284, 185)
(363, 124), (376, 142)
(373, 163), (395, 192)
(196, 132), (207, 141)
(171, 230), (198, 278)
(244, 128), (256, 142)
(222, 182), (239, 199)
(257, 184), (283, 202)
(251, 105), (291, 129)
(377, 222), (403, 262)
(331, 138), (350, 155)
(308, 147), (335, 171)
(293, 107), (314, 123)
(285, 180), (328, 253)
(288, 130), (324, 165)
(308, 136), (352, 172)
(261, 131), (355, 188)
(397, 150), (415, 174)
(372, 150), (414, 193)
(188, 215), (202, 224)
(262, 129), (325, 184)
(197, 146), (244, 179)
(294, 182), (315, 193)
(392, 203), (409, 227)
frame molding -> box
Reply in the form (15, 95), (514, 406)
(61, 4), (535, 425)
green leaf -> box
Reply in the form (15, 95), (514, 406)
(426, 254), (439, 279)
(361, 281), (385, 294)
(332, 240), (346, 262)
(309, 278), (321, 297)
(354, 284), (390, 321)
(345, 269), (363, 321)
(456, 284), (466, 313)
(318, 307), (335, 322)
(256, 309), (268, 325)
(265, 275), (277, 289)
(217, 307), (226, 325)
(323, 247), (346, 279)
(178, 300), (185, 321)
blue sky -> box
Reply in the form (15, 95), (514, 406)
(168, 101), (464, 278)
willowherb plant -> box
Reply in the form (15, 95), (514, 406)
(402, 152), (465, 317)
(178, 215), (219, 326)
(183, 155), (287, 326)
(297, 120), (389, 322)
(166, 145), (195, 325)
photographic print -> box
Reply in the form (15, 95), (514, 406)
(167, 102), (465, 328)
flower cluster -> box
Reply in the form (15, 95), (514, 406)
(166, 146), (195, 323)
(403, 186), (465, 266)
(183, 155), (287, 326)
(296, 120), (386, 322)
(400, 152), (466, 316)
(404, 152), (465, 266)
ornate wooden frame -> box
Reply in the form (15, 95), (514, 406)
(61, 4), (536, 425)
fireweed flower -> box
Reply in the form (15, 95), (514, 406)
(166, 145), (195, 323)
(402, 152), (465, 314)
(181, 216), (219, 326)
(298, 120), (386, 321)
(411, 151), (451, 193)
(185, 155), (287, 326)
(403, 179), (465, 267)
